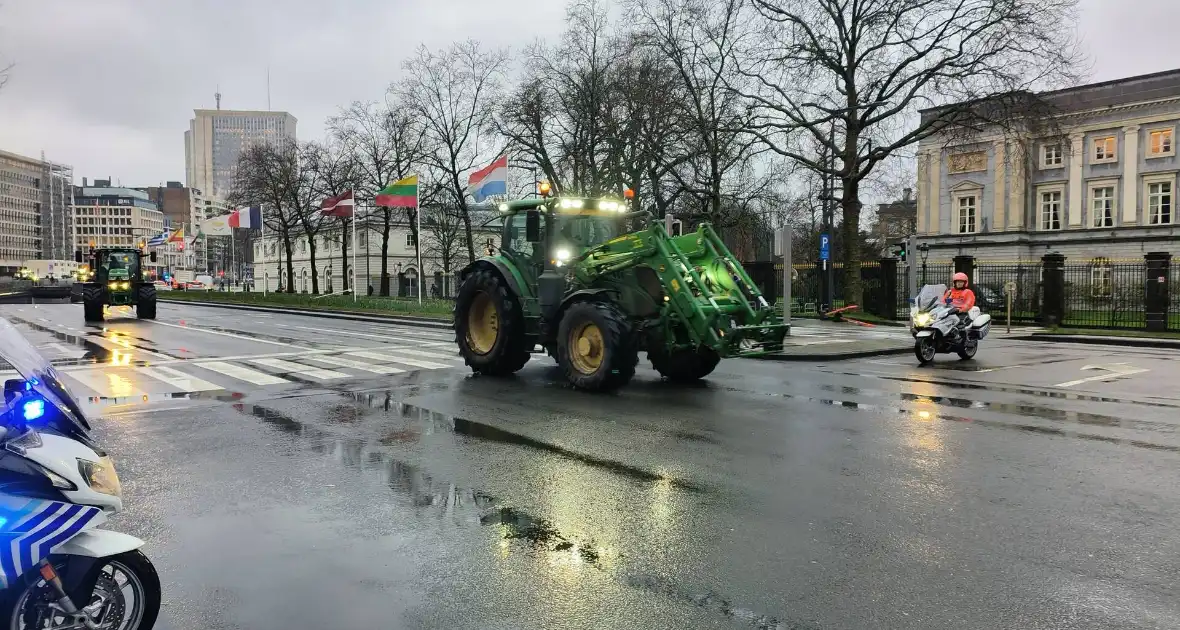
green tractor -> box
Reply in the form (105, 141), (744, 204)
(454, 194), (787, 392)
(74, 246), (158, 322)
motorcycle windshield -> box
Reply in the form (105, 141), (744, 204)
(0, 318), (91, 436)
(916, 284), (948, 311)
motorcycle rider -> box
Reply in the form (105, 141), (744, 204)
(944, 272), (976, 331)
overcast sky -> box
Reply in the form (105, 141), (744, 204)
(1, 0), (1177, 188)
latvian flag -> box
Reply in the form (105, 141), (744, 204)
(468, 155), (507, 203)
(229, 206), (261, 229)
(321, 191), (355, 217)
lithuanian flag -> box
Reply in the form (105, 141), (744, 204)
(376, 175), (418, 208)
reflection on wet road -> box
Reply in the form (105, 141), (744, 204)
(10, 302), (1180, 629)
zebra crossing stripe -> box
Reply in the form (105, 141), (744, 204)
(374, 347), (458, 360)
(193, 361), (290, 386)
(65, 370), (144, 398)
(305, 355), (406, 375)
(248, 358), (348, 380)
(345, 351), (452, 370)
(136, 365), (222, 392)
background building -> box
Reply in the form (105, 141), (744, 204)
(144, 182), (227, 272)
(72, 179), (172, 273)
(185, 109), (297, 199)
(917, 68), (1180, 262)
(0, 149), (74, 272)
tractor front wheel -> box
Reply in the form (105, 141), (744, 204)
(557, 301), (637, 392)
(137, 284), (157, 320)
(82, 286), (104, 322)
(649, 346), (721, 383)
(454, 269), (531, 376)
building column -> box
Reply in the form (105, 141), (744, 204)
(916, 152), (929, 234)
(928, 149), (942, 234)
(1122, 125), (1140, 225)
(1068, 132), (1084, 227)
(1008, 142), (1027, 230)
(992, 141), (1007, 231)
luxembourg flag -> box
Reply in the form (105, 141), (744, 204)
(468, 155), (507, 203)
(229, 206), (261, 229)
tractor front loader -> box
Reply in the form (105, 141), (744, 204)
(454, 195), (786, 392)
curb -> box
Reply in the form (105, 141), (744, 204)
(1017, 333), (1180, 350)
(158, 298), (453, 330)
(750, 345), (912, 361)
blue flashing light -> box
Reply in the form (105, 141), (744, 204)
(22, 398), (44, 421)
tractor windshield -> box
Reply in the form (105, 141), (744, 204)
(557, 215), (621, 250)
(103, 252), (138, 280)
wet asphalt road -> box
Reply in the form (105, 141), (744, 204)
(5, 302), (1180, 629)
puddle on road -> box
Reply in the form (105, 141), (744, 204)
(230, 400), (615, 567)
(79, 389), (247, 416)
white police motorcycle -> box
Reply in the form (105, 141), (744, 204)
(911, 284), (992, 365)
(0, 318), (159, 629)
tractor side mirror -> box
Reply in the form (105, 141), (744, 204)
(525, 211), (541, 243)
(74, 251), (82, 264)
(149, 251), (158, 263)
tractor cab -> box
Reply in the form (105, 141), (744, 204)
(495, 196), (636, 277)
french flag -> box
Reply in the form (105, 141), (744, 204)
(229, 206), (261, 229)
(468, 155), (507, 203)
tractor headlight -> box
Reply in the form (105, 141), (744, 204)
(597, 200), (618, 212)
(108, 281), (118, 289)
(78, 456), (122, 498)
(554, 248), (571, 267)
(121, 282), (130, 290)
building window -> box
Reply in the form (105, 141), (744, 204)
(1041, 144), (1063, 168)
(1039, 190), (1062, 230)
(1148, 128), (1175, 157)
(406, 232), (417, 247)
(955, 195), (977, 234)
(1092, 136), (1117, 163)
(1090, 260), (1112, 298)
(1148, 180), (1173, 225)
(1090, 185), (1115, 228)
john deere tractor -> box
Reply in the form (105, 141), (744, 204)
(454, 194), (787, 392)
(74, 246), (158, 322)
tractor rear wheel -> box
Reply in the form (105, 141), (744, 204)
(557, 301), (637, 392)
(454, 269), (531, 376)
(137, 284), (157, 320)
(649, 346), (721, 383)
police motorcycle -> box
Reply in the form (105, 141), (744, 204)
(0, 318), (159, 629)
(910, 284), (992, 365)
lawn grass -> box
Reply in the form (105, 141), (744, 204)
(160, 289), (454, 319)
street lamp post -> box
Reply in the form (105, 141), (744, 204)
(919, 243), (930, 285)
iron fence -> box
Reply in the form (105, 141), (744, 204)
(1060, 261), (1148, 330)
(974, 263), (1042, 326)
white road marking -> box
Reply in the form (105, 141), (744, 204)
(275, 324), (450, 344)
(193, 361), (290, 386)
(136, 365), (222, 392)
(248, 358), (348, 380)
(147, 320), (299, 347)
(1055, 363), (1149, 388)
(305, 355), (406, 375)
(378, 347), (458, 360)
(346, 350), (452, 370)
(66, 370), (144, 398)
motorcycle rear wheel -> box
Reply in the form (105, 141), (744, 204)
(3, 550), (161, 630)
(957, 339), (979, 360)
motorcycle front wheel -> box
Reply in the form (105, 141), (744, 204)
(4, 550), (161, 630)
(914, 337), (936, 365)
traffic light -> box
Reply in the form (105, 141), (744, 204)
(891, 242), (907, 262)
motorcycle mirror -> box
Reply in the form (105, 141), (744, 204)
(525, 210), (542, 243)
(3, 378), (23, 404)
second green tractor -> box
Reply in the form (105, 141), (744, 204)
(454, 195), (786, 392)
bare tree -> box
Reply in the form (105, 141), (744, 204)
(228, 143), (301, 292)
(397, 41), (508, 265)
(328, 100), (425, 295)
(740, 0), (1083, 304)
(420, 205), (468, 297)
(302, 140), (358, 293)
(628, 0), (770, 229)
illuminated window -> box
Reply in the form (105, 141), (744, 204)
(1092, 136), (1117, 162)
(1149, 128), (1174, 157)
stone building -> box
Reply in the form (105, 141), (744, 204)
(916, 69), (1180, 262)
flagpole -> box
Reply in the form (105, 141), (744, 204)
(351, 199), (357, 303)
(416, 178), (422, 304)
(262, 209), (268, 296)
(231, 229), (235, 291)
